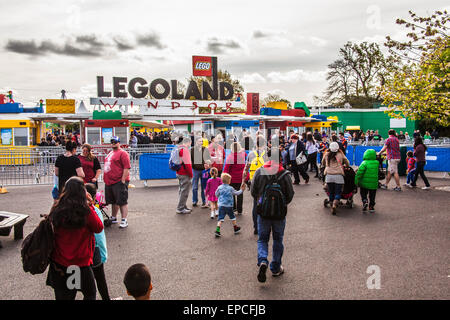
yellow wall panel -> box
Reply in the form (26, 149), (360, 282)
(46, 99), (75, 113)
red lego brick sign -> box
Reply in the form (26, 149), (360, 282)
(192, 56), (213, 77)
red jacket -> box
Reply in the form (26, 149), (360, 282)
(223, 151), (246, 184)
(51, 206), (104, 267)
(176, 146), (193, 178)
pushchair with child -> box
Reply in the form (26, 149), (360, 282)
(376, 153), (386, 188)
(95, 191), (112, 227)
(323, 166), (358, 209)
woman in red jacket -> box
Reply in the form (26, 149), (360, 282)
(223, 142), (247, 215)
(46, 176), (104, 300)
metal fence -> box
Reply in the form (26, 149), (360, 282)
(0, 144), (172, 186)
(349, 137), (450, 147)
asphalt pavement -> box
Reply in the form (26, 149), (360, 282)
(0, 173), (449, 300)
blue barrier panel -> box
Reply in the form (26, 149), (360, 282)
(346, 145), (354, 165)
(139, 153), (176, 180)
(317, 146), (353, 165)
(354, 146), (383, 166)
(423, 147), (450, 172)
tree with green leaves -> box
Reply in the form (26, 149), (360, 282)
(382, 10), (449, 126)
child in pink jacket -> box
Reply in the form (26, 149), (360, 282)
(205, 167), (222, 219)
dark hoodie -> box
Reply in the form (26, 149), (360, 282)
(250, 161), (295, 206)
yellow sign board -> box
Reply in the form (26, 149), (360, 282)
(46, 99), (75, 113)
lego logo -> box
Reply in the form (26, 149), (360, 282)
(195, 62), (211, 70)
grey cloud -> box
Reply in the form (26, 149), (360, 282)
(253, 30), (270, 38)
(5, 40), (42, 55)
(114, 37), (134, 51)
(6, 36), (107, 57)
(136, 33), (166, 49)
(207, 38), (241, 54)
(75, 35), (105, 48)
(57, 44), (101, 57)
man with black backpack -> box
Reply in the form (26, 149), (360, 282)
(250, 147), (295, 283)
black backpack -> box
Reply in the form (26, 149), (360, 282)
(21, 215), (55, 275)
(258, 170), (290, 220)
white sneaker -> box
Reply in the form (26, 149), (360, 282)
(176, 209), (192, 214)
(110, 216), (119, 224)
(119, 219), (128, 228)
(210, 211), (215, 219)
(404, 183), (409, 186)
(215, 210), (219, 217)
(422, 186), (431, 190)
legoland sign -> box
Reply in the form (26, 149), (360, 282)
(96, 56), (234, 101)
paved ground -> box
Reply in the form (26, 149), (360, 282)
(0, 173), (449, 300)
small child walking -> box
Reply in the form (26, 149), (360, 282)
(405, 151), (416, 187)
(205, 167), (222, 219)
(201, 160), (212, 209)
(355, 149), (379, 213)
(214, 173), (245, 237)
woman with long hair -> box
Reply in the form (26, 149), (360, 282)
(321, 142), (350, 215)
(410, 137), (431, 189)
(46, 176), (104, 300)
(305, 133), (319, 177)
(78, 144), (101, 187)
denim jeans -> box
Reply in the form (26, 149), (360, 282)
(406, 169), (416, 184)
(252, 197), (258, 231)
(218, 206), (236, 222)
(257, 216), (286, 274)
(327, 183), (343, 202)
(192, 169), (206, 205)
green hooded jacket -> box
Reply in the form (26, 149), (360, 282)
(355, 149), (379, 190)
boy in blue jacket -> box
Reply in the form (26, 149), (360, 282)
(214, 173), (245, 237)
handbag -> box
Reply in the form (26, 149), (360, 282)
(296, 151), (307, 165)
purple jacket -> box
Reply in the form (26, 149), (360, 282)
(205, 177), (222, 202)
(414, 144), (426, 162)
(223, 151), (246, 184)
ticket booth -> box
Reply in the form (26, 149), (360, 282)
(0, 119), (39, 165)
(84, 119), (129, 146)
(0, 120), (38, 148)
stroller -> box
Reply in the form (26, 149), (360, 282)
(323, 166), (358, 209)
(376, 153), (386, 188)
(95, 191), (112, 227)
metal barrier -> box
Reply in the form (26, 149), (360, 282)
(0, 144), (171, 186)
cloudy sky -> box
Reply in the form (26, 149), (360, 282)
(1, 0), (448, 108)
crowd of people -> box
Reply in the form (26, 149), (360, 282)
(27, 124), (436, 299)
(129, 130), (172, 147)
(38, 132), (82, 147)
(338, 128), (441, 144)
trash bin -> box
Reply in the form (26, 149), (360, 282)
(398, 146), (407, 176)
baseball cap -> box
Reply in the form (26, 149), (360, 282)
(110, 136), (120, 144)
(329, 142), (339, 152)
